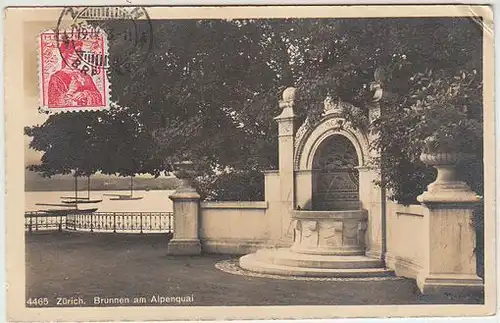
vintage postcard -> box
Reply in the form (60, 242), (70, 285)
(4, 4), (496, 322)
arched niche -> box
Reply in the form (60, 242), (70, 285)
(311, 134), (360, 210)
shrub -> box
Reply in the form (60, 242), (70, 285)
(195, 170), (265, 201)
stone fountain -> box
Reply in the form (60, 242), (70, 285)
(239, 86), (392, 278)
(240, 208), (392, 277)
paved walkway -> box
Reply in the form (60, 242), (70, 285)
(26, 232), (483, 307)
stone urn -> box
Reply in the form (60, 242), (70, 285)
(172, 160), (198, 194)
(417, 137), (479, 203)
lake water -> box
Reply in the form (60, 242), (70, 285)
(25, 190), (175, 213)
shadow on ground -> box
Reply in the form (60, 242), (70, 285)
(26, 232), (484, 307)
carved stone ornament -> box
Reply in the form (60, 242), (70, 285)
(294, 118), (311, 147)
(323, 97), (360, 117)
(301, 220), (319, 247)
(323, 221), (343, 247)
(323, 96), (343, 115)
(368, 105), (381, 122)
(278, 121), (293, 136)
(342, 220), (359, 246)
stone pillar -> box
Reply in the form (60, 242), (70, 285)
(363, 81), (385, 260)
(167, 163), (202, 255)
(416, 152), (483, 294)
(274, 87), (296, 242)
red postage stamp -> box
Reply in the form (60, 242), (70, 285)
(38, 29), (110, 112)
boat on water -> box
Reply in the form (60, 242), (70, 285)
(36, 208), (98, 215)
(61, 199), (103, 204)
(105, 176), (144, 201)
(37, 174), (101, 215)
(105, 194), (144, 201)
(36, 203), (78, 207)
(60, 175), (103, 204)
(60, 196), (94, 200)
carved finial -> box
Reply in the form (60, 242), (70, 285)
(282, 87), (296, 103)
(370, 82), (384, 102)
(370, 67), (386, 102)
(277, 87), (296, 117)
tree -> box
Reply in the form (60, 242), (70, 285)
(25, 112), (101, 177)
(26, 19), (290, 194)
(289, 18), (483, 204)
(25, 17), (483, 203)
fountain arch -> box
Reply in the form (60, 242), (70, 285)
(311, 134), (360, 211)
(293, 111), (371, 212)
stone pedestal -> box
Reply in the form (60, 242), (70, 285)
(416, 203), (483, 295)
(358, 167), (384, 260)
(416, 152), (483, 295)
(363, 91), (385, 261)
(167, 166), (202, 256)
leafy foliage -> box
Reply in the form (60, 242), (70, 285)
(25, 17), (483, 202)
(195, 170), (265, 201)
(291, 18), (483, 204)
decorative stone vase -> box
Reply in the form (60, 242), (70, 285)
(417, 148), (479, 203)
(172, 161), (198, 194)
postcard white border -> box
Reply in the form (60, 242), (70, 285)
(4, 4), (496, 322)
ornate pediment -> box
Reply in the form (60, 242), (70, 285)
(323, 97), (359, 116)
(323, 96), (344, 115)
(295, 98), (362, 147)
(293, 97), (369, 171)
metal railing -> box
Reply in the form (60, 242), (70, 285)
(24, 212), (66, 232)
(25, 211), (174, 234)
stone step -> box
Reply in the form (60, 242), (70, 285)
(254, 248), (384, 269)
(290, 246), (366, 256)
(240, 253), (394, 278)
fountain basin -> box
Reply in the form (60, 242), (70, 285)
(290, 209), (368, 256)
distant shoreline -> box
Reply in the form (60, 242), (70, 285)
(25, 171), (180, 192)
(24, 188), (176, 192)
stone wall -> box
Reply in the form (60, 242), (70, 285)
(385, 201), (427, 279)
(199, 201), (273, 254)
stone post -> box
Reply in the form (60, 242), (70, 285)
(274, 87), (296, 242)
(167, 161), (202, 255)
(363, 80), (385, 260)
(416, 152), (483, 294)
